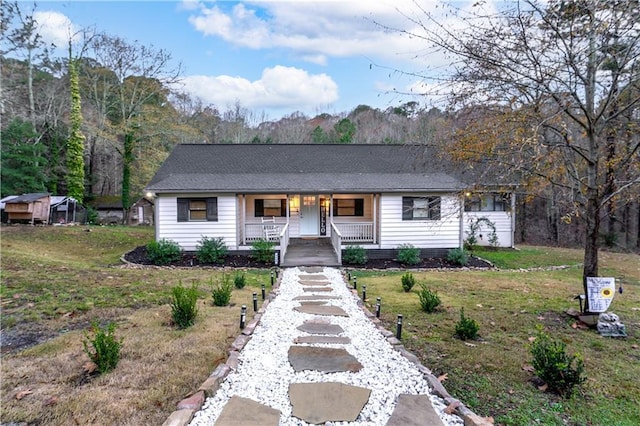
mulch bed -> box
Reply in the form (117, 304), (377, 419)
(123, 246), (492, 269)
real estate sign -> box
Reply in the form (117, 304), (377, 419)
(586, 277), (616, 313)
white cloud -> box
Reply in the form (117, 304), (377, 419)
(186, 0), (447, 66)
(180, 65), (339, 110)
(33, 11), (77, 48)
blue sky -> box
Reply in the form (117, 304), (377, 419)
(27, 0), (489, 120)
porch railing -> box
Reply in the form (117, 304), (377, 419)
(333, 222), (374, 243)
(244, 223), (282, 244)
(330, 222), (342, 264)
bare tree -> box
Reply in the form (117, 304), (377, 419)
(381, 0), (640, 311)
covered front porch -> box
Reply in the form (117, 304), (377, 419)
(238, 193), (379, 264)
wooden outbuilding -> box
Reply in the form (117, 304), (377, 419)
(4, 193), (51, 224)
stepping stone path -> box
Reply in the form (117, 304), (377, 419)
(189, 267), (457, 426)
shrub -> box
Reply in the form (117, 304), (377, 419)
(401, 272), (416, 292)
(196, 236), (227, 264)
(82, 321), (122, 374)
(530, 326), (586, 397)
(455, 308), (479, 340)
(251, 239), (275, 264)
(447, 247), (469, 266)
(233, 272), (246, 289)
(171, 282), (199, 329)
(211, 274), (233, 306)
(397, 243), (421, 265)
(343, 245), (367, 265)
(146, 239), (182, 265)
(418, 283), (441, 313)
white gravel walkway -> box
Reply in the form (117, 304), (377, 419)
(189, 267), (464, 425)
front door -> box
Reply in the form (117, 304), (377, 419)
(300, 195), (319, 236)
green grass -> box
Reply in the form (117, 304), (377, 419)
(355, 247), (640, 425)
(0, 226), (272, 327)
(473, 245), (584, 269)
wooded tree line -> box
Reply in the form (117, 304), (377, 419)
(1, 1), (638, 260)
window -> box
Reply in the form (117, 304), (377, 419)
(402, 197), (441, 220)
(464, 193), (510, 212)
(255, 199), (286, 217)
(177, 198), (217, 222)
(333, 198), (364, 217)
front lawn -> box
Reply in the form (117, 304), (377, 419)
(354, 246), (640, 425)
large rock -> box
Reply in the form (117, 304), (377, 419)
(294, 304), (348, 317)
(293, 295), (340, 301)
(289, 382), (371, 424)
(214, 396), (281, 426)
(288, 346), (362, 372)
(294, 335), (351, 344)
(386, 394), (445, 426)
(297, 320), (344, 335)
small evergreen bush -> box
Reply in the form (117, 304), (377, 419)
(171, 282), (199, 329)
(401, 272), (416, 292)
(447, 247), (469, 266)
(233, 272), (246, 289)
(82, 321), (122, 374)
(146, 239), (182, 265)
(397, 243), (421, 265)
(455, 308), (479, 340)
(530, 326), (586, 396)
(196, 236), (227, 264)
(251, 239), (275, 264)
(211, 274), (233, 306)
(418, 283), (441, 312)
(343, 245), (367, 265)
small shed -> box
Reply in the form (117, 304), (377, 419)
(4, 193), (51, 224)
(130, 197), (154, 225)
(49, 196), (85, 224)
(90, 196), (125, 224)
(1, 195), (19, 223)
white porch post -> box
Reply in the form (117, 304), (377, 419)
(373, 194), (378, 246)
(241, 194), (246, 246)
(511, 192), (516, 248)
(459, 192), (465, 249)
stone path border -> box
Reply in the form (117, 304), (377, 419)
(162, 268), (491, 426)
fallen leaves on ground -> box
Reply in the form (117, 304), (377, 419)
(437, 373), (448, 382)
(15, 389), (33, 400)
(538, 383), (548, 392)
(522, 364), (535, 373)
(444, 400), (460, 414)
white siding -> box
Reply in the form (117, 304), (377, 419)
(463, 211), (513, 247)
(156, 194), (238, 250)
(379, 194), (461, 249)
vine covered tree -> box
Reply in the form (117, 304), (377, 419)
(66, 53), (85, 203)
(386, 0), (640, 312)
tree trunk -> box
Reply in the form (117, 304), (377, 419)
(582, 193), (600, 313)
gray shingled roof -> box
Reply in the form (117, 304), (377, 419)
(5, 193), (50, 203)
(146, 144), (465, 193)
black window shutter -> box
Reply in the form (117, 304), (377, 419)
(177, 198), (188, 222)
(402, 197), (413, 220)
(206, 198), (218, 221)
(332, 201), (338, 216)
(355, 199), (364, 216)
(280, 199), (286, 217)
(255, 199), (264, 217)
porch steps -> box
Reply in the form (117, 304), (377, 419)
(281, 238), (340, 267)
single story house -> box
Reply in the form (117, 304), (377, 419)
(144, 144), (515, 263)
(3, 193), (51, 224)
